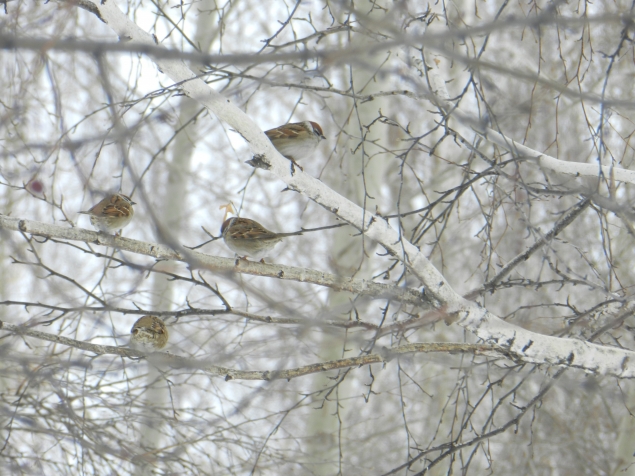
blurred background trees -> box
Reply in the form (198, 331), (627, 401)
(2, 0), (635, 474)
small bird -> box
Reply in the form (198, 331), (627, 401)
(130, 315), (169, 351)
(78, 193), (135, 235)
(219, 203), (304, 261)
(265, 121), (325, 169)
(221, 216), (303, 261)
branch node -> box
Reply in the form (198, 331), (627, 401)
(245, 154), (271, 170)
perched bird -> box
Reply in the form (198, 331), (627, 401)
(130, 315), (169, 351)
(78, 193), (135, 235)
(218, 203), (303, 261)
(264, 121), (325, 169)
(221, 216), (303, 261)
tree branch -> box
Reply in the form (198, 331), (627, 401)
(0, 214), (427, 306)
(0, 320), (517, 381)
(63, 0), (635, 379)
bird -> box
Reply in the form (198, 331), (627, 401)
(264, 121), (325, 169)
(221, 215), (303, 262)
(78, 193), (135, 235)
(130, 315), (169, 351)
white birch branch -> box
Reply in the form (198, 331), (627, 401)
(426, 66), (635, 185)
(0, 215), (426, 305)
(62, 0), (635, 378)
(0, 320), (523, 381)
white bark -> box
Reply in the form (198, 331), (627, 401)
(425, 65), (635, 185)
(43, 0), (635, 379)
(0, 214), (426, 305)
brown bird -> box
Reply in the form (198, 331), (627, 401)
(264, 121), (325, 169)
(221, 216), (303, 261)
(130, 315), (168, 351)
(78, 193), (135, 235)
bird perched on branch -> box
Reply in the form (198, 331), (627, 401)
(78, 193), (135, 235)
(264, 121), (325, 170)
(130, 315), (168, 351)
(219, 203), (303, 262)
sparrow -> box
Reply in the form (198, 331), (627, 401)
(221, 216), (303, 261)
(78, 193), (135, 234)
(265, 121), (325, 169)
(130, 315), (169, 351)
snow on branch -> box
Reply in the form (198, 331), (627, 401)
(0, 320), (513, 381)
(65, 0), (635, 378)
(0, 214), (426, 306)
(426, 66), (635, 185)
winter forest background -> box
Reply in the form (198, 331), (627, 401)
(2, 0), (635, 474)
